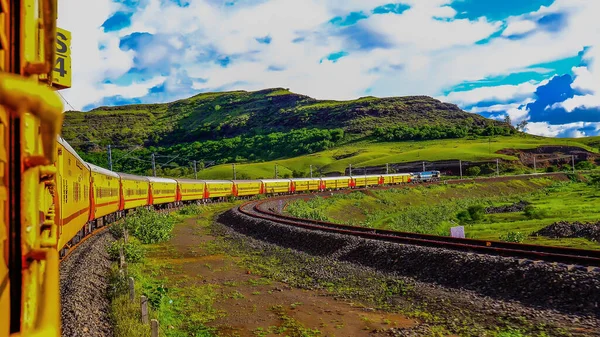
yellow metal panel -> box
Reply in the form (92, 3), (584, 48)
(323, 178), (350, 189)
(51, 28), (70, 89)
(178, 180), (205, 201)
(205, 182), (233, 198)
(151, 181), (176, 204)
(263, 181), (289, 194)
(56, 142), (90, 250)
(294, 180), (320, 192)
(121, 177), (149, 210)
(353, 176), (379, 187)
(91, 170), (119, 218)
(234, 181), (262, 196)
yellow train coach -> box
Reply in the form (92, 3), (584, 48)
(203, 180), (234, 199)
(233, 180), (263, 197)
(292, 178), (321, 192)
(148, 177), (178, 206)
(118, 172), (150, 211)
(320, 176), (352, 190)
(260, 179), (292, 194)
(352, 175), (382, 188)
(381, 173), (411, 185)
(88, 163), (120, 224)
(176, 178), (206, 202)
(56, 137), (91, 250)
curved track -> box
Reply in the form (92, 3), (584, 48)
(238, 187), (600, 268)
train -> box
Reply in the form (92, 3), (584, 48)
(0, 1), (440, 335)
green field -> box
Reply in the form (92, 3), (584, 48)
(284, 176), (600, 250)
(195, 135), (600, 179)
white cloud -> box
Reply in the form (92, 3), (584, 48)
(502, 20), (536, 37)
(439, 80), (544, 107)
(554, 45), (600, 112)
(525, 121), (600, 137)
(56, 0), (600, 130)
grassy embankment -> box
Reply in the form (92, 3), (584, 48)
(195, 135), (600, 179)
(285, 175), (600, 250)
(106, 203), (560, 337)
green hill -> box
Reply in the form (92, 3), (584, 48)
(60, 88), (600, 178)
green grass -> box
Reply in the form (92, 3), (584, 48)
(285, 176), (600, 250)
(196, 135), (599, 179)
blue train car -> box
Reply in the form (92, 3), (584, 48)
(411, 170), (441, 183)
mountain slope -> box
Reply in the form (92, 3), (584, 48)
(62, 87), (506, 151)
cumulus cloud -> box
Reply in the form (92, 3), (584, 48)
(55, 0), (600, 142)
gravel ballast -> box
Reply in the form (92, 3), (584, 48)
(60, 229), (114, 337)
(216, 210), (600, 336)
(219, 207), (600, 317)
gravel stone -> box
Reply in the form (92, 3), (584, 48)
(532, 221), (600, 242)
(60, 230), (114, 337)
(218, 206), (600, 335)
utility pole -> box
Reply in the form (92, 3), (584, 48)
(496, 158), (499, 176)
(108, 145), (113, 171)
(151, 153), (156, 177)
(459, 160), (463, 179)
(422, 161), (425, 172)
(275, 164), (278, 179)
(533, 155), (536, 173)
(232, 163), (236, 180)
(310, 165), (313, 178)
(386, 163), (389, 174)
(349, 164), (352, 176)
(572, 155), (575, 173)
(193, 160), (197, 179)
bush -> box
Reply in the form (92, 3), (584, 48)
(179, 204), (204, 215)
(467, 205), (485, 221)
(545, 166), (558, 172)
(523, 205), (547, 219)
(466, 166), (481, 176)
(107, 238), (145, 263)
(120, 208), (177, 244)
(575, 160), (595, 170)
(499, 231), (525, 243)
(456, 210), (471, 224)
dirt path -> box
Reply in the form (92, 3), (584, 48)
(151, 217), (417, 337)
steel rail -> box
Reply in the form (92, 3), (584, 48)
(237, 194), (600, 267)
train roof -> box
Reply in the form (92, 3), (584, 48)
(350, 174), (382, 178)
(203, 180), (234, 184)
(291, 178), (321, 182)
(259, 179), (292, 183)
(320, 176), (351, 180)
(87, 162), (120, 178)
(146, 176), (178, 184)
(116, 172), (149, 182)
(232, 180), (263, 183)
(381, 173), (411, 176)
(57, 136), (89, 168)
(175, 178), (206, 184)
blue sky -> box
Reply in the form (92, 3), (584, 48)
(57, 0), (600, 137)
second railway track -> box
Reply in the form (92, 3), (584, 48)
(239, 194), (600, 268)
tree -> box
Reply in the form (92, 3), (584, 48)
(503, 114), (512, 126)
(516, 120), (528, 133)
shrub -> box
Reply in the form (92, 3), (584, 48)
(456, 210), (471, 224)
(179, 204), (204, 215)
(467, 205), (485, 221)
(575, 160), (595, 170)
(523, 205), (547, 219)
(545, 166), (558, 172)
(466, 166), (480, 176)
(499, 231), (525, 243)
(107, 238), (145, 263)
(121, 208), (177, 244)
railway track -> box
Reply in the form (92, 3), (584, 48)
(238, 188), (600, 268)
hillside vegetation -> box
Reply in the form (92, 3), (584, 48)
(61, 88), (600, 178)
